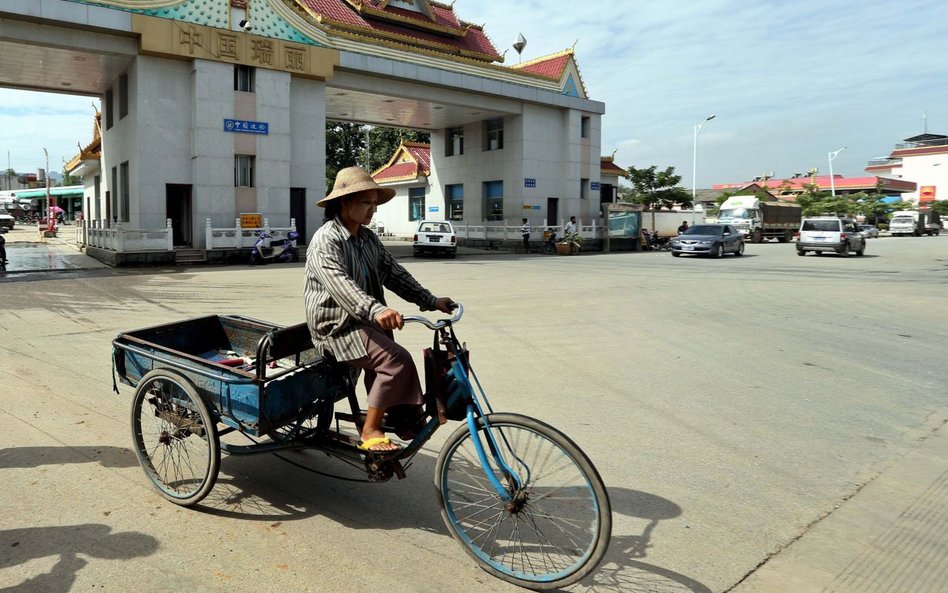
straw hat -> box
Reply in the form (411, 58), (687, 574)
(317, 166), (396, 207)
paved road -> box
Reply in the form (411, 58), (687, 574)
(0, 235), (945, 592)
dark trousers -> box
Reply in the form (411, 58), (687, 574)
(346, 325), (423, 410)
(522, 234), (530, 250)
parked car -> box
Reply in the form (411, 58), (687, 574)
(670, 223), (745, 257)
(797, 217), (865, 257)
(857, 224), (880, 238)
(0, 211), (15, 230)
(413, 220), (457, 257)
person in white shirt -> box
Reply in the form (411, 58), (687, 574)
(565, 216), (578, 235)
(520, 218), (531, 251)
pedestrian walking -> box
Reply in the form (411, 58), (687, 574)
(521, 218), (531, 252)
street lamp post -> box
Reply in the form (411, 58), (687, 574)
(692, 114), (716, 225)
(828, 146), (846, 197)
(43, 148), (56, 235)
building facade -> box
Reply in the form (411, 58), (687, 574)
(2, 0), (607, 261)
(865, 133), (948, 206)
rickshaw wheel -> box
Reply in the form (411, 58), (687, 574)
(131, 368), (220, 506)
(435, 413), (611, 590)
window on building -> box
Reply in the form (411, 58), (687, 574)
(120, 161), (130, 222)
(235, 155), (255, 187)
(483, 180), (503, 221)
(408, 187), (425, 221)
(446, 127), (464, 157)
(580, 178), (588, 200)
(234, 65), (254, 92)
(446, 183), (464, 220)
(105, 89), (114, 129)
(483, 118), (503, 151)
(119, 74), (129, 119)
(581, 116), (590, 138)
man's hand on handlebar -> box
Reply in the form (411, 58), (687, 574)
(433, 297), (456, 314)
(375, 308), (404, 330)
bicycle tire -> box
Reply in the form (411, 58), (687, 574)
(435, 413), (611, 590)
(130, 369), (220, 506)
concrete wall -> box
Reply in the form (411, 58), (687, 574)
(100, 55), (327, 248)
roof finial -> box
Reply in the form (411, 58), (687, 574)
(513, 32), (527, 64)
(572, 39), (578, 50)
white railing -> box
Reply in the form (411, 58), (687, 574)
(205, 218), (297, 250)
(81, 219), (173, 252)
(453, 219), (600, 241)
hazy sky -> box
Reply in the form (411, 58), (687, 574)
(2, 0), (947, 188)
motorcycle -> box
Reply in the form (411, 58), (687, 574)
(249, 230), (299, 265)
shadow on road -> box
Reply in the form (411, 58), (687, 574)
(0, 524), (158, 593)
(0, 446), (138, 469)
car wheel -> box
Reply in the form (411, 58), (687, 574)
(671, 252), (681, 257)
(711, 244), (723, 258)
(815, 251), (822, 256)
(856, 241), (865, 256)
(839, 244), (850, 258)
(796, 249), (805, 256)
(734, 242), (745, 256)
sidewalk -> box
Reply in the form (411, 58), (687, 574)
(732, 422), (947, 593)
(0, 226), (108, 274)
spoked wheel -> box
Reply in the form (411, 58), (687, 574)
(435, 413), (611, 590)
(130, 369), (220, 506)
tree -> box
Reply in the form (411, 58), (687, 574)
(325, 123), (429, 192)
(623, 165), (692, 210)
(929, 200), (948, 217)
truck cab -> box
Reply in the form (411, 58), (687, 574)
(717, 196), (801, 243)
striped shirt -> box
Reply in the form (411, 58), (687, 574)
(303, 217), (438, 361)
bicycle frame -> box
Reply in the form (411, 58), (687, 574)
(405, 306), (523, 501)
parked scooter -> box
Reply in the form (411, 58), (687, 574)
(249, 230), (299, 265)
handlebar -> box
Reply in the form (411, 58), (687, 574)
(403, 303), (463, 330)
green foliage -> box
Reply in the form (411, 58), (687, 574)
(325, 123), (430, 191)
(794, 179), (915, 221)
(624, 165), (692, 210)
(929, 200), (948, 216)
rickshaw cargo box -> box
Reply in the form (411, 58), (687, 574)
(112, 314), (345, 436)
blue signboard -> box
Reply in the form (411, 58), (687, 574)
(590, 182), (601, 191)
(524, 178), (536, 188)
(224, 119), (269, 135)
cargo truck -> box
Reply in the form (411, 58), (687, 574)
(888, 208), (942, 236)
(715, 196), (802, 243)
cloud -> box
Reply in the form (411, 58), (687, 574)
(462, 0), (948, 184)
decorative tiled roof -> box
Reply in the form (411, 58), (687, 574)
(600, 156), (628, 178)
(372, 141), (431, 183)
(66, 111), (102, 172)
(509, 48), (587, 96)
(290, 0), (502, 62)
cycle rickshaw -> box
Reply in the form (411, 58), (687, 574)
(111, 305), (611, 590)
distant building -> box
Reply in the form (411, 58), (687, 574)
(865, 133), (948, 205)
(712, 174), (916, 201)
(373, 145), (628, 234)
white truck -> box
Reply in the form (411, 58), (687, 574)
(715, 195), (802, 243)
(888, 209), (942, 236)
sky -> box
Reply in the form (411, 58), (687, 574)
(2, 0), (948, 188)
